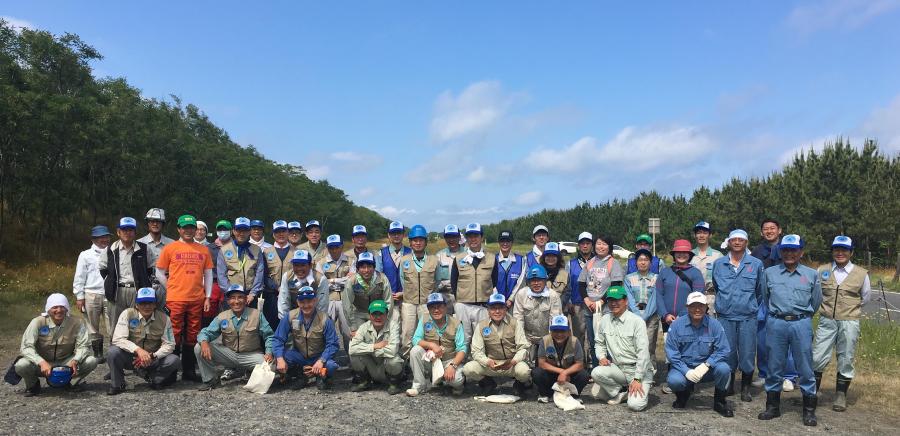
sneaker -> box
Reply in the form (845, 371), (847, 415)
(782, 379), (795, 392)
(590, 383), (602, 399)
(198, 379), (220, 391)
(752, 377), (766, 388)
(607, 391), (627, 405)
(537, 396), (550, 403)
(661, 384), (673, 394)
(316, 377), (331, 391)
(405, 388), (419, 397)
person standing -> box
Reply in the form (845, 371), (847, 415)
(525, 225), (550, 269)
(495, 230), (526, 304)
(435, 225), (464, 297)
(626, 234), (665, 274)
(217, 217), (265, 305)
(378, 221), (412, 301)
(73, 225), (112, 364)
(398, 225), (439, 356)
(576, 234), (625, 365)
(690, 221), (723, 312)
(624, 249), (659, 378)
(261, 220), (294, 327)
(99, 217), (153, 342)
(248, 219), (272, 249)
(298, 220), (326, 262)
(138, 208), (174, 303)
(568, 232), (594, 364)
(451, 223), (498, 344)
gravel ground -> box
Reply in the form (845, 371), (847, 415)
(1, 363), (897, 436)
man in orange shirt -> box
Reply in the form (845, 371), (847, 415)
(156, 214), (214, 382)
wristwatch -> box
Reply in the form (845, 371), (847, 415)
(449, 363), (458, 369)
(633, 378), (641, 383)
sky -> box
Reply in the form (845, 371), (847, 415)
(5, 1), (900, 231)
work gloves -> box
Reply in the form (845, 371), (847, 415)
(686, 362), (710, 383)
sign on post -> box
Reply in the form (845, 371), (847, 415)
(648, 218), (660, 257)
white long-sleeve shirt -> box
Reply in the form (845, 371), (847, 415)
(73, 244), (106, 299)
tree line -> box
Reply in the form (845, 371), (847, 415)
(484, 140), (899, 266)
(0, 21), (387, 263)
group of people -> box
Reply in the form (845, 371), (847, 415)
(11, 209), (870, 427)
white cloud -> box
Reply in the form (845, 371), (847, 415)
(330, 151), (382, 164)
(466, 164), (516, 183)
(527, 136), (601, 172)
(515, 191), (544, 206)
(434, 207), (504, 216)
(862, 93), (900, 151)
(303, 165), (330, 181)
(406, 151), (469, 183)
(786, 0), (900, 35)
(429, 80), (523, 144)
(1, 16), (35, 32)
(358, 186), (376, 198)
(367, 205), (418, 219)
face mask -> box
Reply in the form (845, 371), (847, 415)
(217, 231), (231, 241)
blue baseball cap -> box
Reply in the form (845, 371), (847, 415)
(291, 249), (312, 264)
(443, 224), (460, 237)
(357, 251), (375, 266)
(464, 223), (483, 235)
(272, 220), (288, 231)
(224, 284), (247, 297)
(234, 217), (251, 230)
(694, 221), (711, 232)
(296, 286), (316, 300)
(91, 225), (111, 237)
(305, 220), (321, 229)
(487, 293), (506, 306)
(118, 217), (137, 229)
(544, 242), (560, 256)
(549, 315), (570, 331)
(831, 235), (853, 250)
(249, 219), (264, 228)
(779, 234), (804, 250)
(426, 292), (446, 306)
(326, 234), (343, 247)
(135, 287), (157, 304)
(388, 221), (404, 233)
(288, 221), (303, 231)
(352, 225), (367, 236)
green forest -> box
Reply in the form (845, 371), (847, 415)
(484, 141), (900, 265)
(0, 21), (388, 263)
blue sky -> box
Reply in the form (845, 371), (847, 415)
(5, 1), (900, 231)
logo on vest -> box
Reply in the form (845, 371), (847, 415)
(403, 261), (410, 270)
(459, 259), (468, 267)
(267, 251), (275, 261)
(129, 318), (139, 329)
(323, 264), (331, 271)
(225, 250), (234, 259)
(220, 319), (229, 329)
(424, 322), (433, 331)
(39, 326), (50, 336)
(510, 273), (519, 279)
(482, 326), (492, 336)
(546, 346), (556, 355)
(706, 263), (713, 270)
(822, 270), (831, 280)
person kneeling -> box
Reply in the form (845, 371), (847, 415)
(349, 299), (405, 395)
(665, 291), (734, 417)
(407, 293), (466, 396)
(272, 286), (339, 390)
(15, 293), (98, 396)
(533, 315), (589, 403)
(108, 287), (179, 394)
(462, 293), (532, 396)
(195, 284), (274, 391)
(590, 286), (653, 411)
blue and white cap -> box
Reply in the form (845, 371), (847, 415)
(727, 229), (749, 241)
(487, 293), (506, 305)
(288, 221), (303, 230)
(305, 220), (321, 229)
(443, 224), (460, 237)
(352, 225), (368, 236)
(357, 251), (376, 266)
(291, 249), (312, 264)
(426, 292), (446, 306)
(326, 234), (343, 247)
(779, 234), (804, 249)
(118, 217), (137, 229)
(234, 217), (251, 230)
(91, 225), (111, 237)
(532, 225), (549, 235)
(224, 284), (247, 296)
(464, 222), (483, 235)
(831, 235), (853, 250)
(297, 286), (316, 300)
(694, 221), (711, 232)
(544, 242), (560, 255)
(272, 220), (288, 231)
(135, 287), (156, 303)
(388, 221), (404, 233)
(577, 231), (593, 242)
(249, 219), (264, 228)
(549, 315), (570, 331)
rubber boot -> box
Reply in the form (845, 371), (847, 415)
(672, 386), (692, 409)
(740, 371), (753, 402)
(513, 380), (532, 398)
(387, 375), (405, 395)
(833, 375), (851, 412)
(478, 377), (497, 396)
(814, 371), (823, 391)
(726, 371), (736, 396)
(91, 339), (107, 365)
(713, 388), (734, 417)
(180, 343), (201, 382)
(802, 395), (818, 426)
(758, 391), (781, 420)
(350, 372), (371, 392)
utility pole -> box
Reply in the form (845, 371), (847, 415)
(649, 218), (661, 257)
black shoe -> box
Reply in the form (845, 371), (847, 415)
(814, 371), (823, 392)
(672, 389), (690, 409)
(350, 372), (370, 392)
(714, 388), (734, 417)
(758, 391), (782, 420)
(478, 377), (497, 396)
(24, 383), (41, 397)
(103, 372), (111, 381)
(802, 395), (818, 427)
(726, 371), (736, 396)
(513, 380), (531, 398)
(160, 371), (178, 387)
(387, 375), (405, 395)
(741, 371), (753, 402)
(107, 385), (125, 396)
(198, 379), (220, 391)
(316, 377), (331, 391)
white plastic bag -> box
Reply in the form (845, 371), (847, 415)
(474, 394), (520, 403)
(243, 362), (275, 394)
(552, 382), (585, 411)
(424, 350), (445, 385)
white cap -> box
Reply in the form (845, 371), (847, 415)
(831, 235), (853, 250)
(326, 234), (343, 247)
(388, 221), (404, 232)
(288, 221), (303, 230)
(272, 220), (288, 231)
(145, 208), (166, 221)
(464, 223), (483, 235)
(532, 225), (549, 235)
(577, 231), (593, 242)
(195, 220), (208, 231)
(780, 234), (803, 249)
(44, 293), (70, 313)
(443, 224), (460, 236)
(686, 291), (707, 306)
(352, 225), (367, 236)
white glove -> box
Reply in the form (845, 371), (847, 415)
(685, 363), (710, 383)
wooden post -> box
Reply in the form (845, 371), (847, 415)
(867, 250), (872, 270)
(893, 253), (899, 283)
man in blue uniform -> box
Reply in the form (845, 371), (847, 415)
(495, 230), (525, 304)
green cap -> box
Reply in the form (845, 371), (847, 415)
(604, 285), (628, 300)
(215, 219), (233, 230)
(177, 214), (197, 228)
(635, 234), (652, 244)
(368, 299), (388, 314)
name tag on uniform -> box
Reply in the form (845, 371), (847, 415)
(292, 319), (301, 329)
